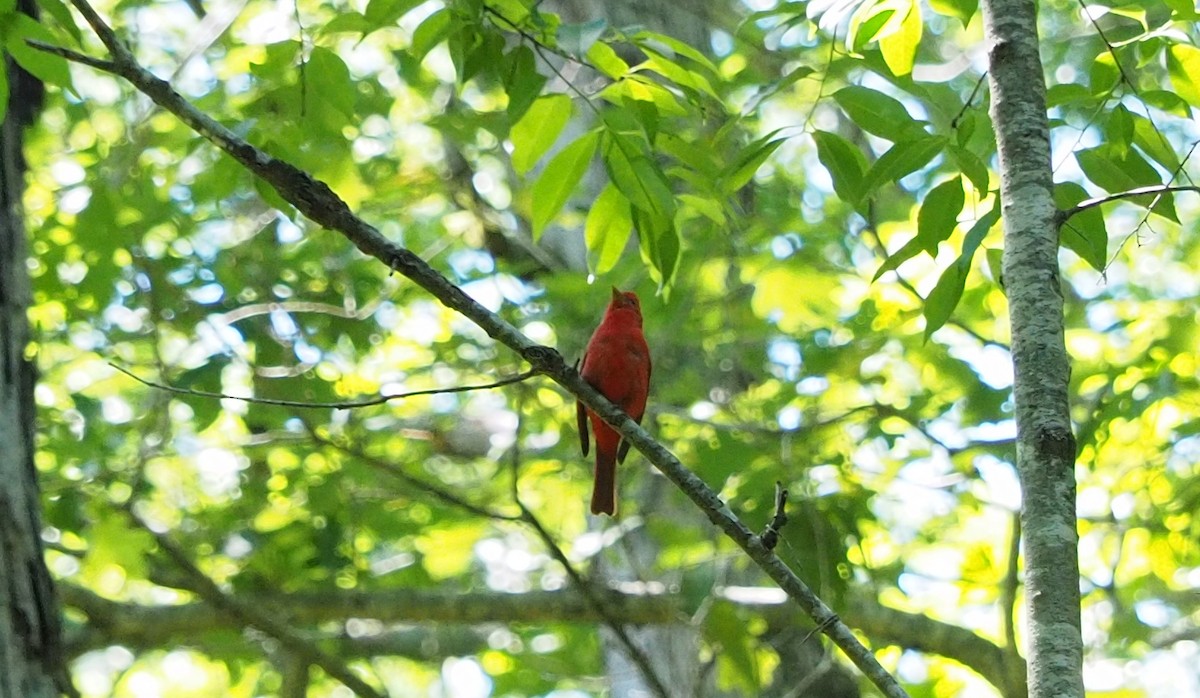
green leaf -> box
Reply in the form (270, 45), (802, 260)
(364, 0), (422, 30)
(1164, 0), (1200, 19)
(813, 130), (868, 204)
(1140, 89), (1190, 117)
(587, 40), (630, 80)
(1054, 181), (1107, 271)
(1105, 104), (1133, 152)
(1130, 113), (1180, 173)
(917, 176), (964, 253)
(721, 131), (786, 194)
(985, 247), (1004, 290)
(928, 0), (977, 27)
(833, 85), (925, 142)
(510, 94), (572, 175)
(584, 184), (633, 274)
(5, 13), (75, 95)
(599, 77), (686, 116)
(848, 4), (892, 51)
(1045, 83), (1092, 108)
(860, 135), (946, 198)
(1166, 44), (1200, 108)
(638, 50), (719, 101)
(634, 206), (679, 291)
(307, 47), (355, 120)
(35, 0), (83, 44)
(602, 129), (675, 222)
(503, 45), (547, 121)
(320, 12), (372, 37)
(558, 18), (606, 57)
(880, 0), (922, 76)
(1075, 144), (1177, 222)
(872, 233), (926, 281)
(950, 145), (989, 194)
(631, 29), (720, 75)
(678, 193), (725, 225)
(531, 130), (599, 239)
(411, 8), (453, 61)
(924, 263), (967, 339)
(923, 201), (998, 339)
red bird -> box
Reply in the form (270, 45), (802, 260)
(577, 287), (651, 516)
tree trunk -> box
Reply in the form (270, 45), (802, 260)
(980, 3), (1084, 698)
(0, 8), (74, 695)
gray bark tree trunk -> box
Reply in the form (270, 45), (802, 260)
(0, 7), (74, 695)
(981, 2), (1084, 698)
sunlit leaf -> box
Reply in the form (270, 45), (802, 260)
(585, 184), (633, 274)
(928, 0), (977, 27)
(587, 40), (630, 79)
(511, 94), (572, 174)
(531, 130), (599, 238)
(879, 0), (922, 76)
(1166, 44), (1200, 107)
(603, 129), (675, 222)
(411, 8), (453, 61)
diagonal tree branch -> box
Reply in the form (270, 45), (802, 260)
(32, 10), (908, 696)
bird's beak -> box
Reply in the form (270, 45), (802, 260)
(610, 286), (623, 303)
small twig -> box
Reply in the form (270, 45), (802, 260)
(311, 429), (520, 521)
(759, 481), (789, 551)
(24, 39), (118, 72)
(109, 361), (537, 409)
(123, 505), (385, 698)
(1055, 184), (1200, 228)
(950, 72), (988, 130)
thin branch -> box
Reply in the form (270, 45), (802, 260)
(109, 361), (538, 409)
(1055, 184), (1200, 228)
(123, 506), (385, 698)
(950, 71), (988, 130)
(24, 39), (117, 72)
(508, 412), (672, 698)
(311, 429), (520, 521)
(45, 5), (908, 694)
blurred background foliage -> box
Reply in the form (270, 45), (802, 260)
(11, 0), (1200, 694)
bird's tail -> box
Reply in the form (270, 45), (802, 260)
(590, 445), (617, 515)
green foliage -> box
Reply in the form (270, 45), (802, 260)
(15, 0), (1200, 695)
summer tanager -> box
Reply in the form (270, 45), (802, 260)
(577, 287), (651, 516)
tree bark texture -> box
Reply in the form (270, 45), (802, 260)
(0, 7), (72, 695)
(980, 2), (1084, 698)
